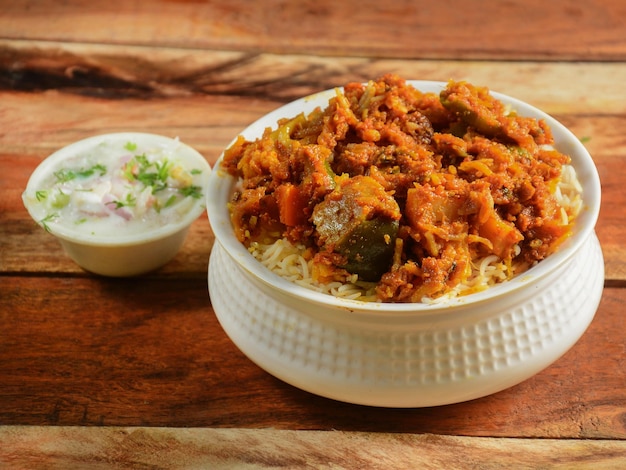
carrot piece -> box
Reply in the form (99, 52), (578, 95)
(275, 183), (308, 226)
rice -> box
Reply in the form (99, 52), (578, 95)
(249, 238), (379, 301)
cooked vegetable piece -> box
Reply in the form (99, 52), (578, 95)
(478, 211), (523, 260)
(440, 80), (506, 136)
(230, 187), (281, 243)
(312, 175), (400, 281)
(275, 183), (309, 227)
(296, 145), (336, 200)
(336, 217), (399, 281)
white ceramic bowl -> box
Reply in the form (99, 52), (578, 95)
(23, 132), (211, 277)
(206, 81), (603, 407)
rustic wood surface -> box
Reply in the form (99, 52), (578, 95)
(1, 427), (625, 470)
(1, 1), (625, 467)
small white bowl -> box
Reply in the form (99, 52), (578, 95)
(206, 81), (603, 407)
(23, 132), (211, 277)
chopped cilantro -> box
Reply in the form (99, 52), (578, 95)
(110, 193), (136, 209)
(136, 170), (159, 188)
(156, 160), (173, 182)
(36, 190), (48, 201)
(135, 154), (150, 167)
(123, 154), (173, 193)
(54, 168), (75, 182)
(54, 163), (107, 183)
(124, 142), (138, 151)
(40, 213), (59, 232)
(179, 185), (202, 199)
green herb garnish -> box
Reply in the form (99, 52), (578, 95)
(179, 185), (202, 199)
(40, 213), (59, 232)
(123, 154), (172, 193)
(36, 190), (48, 201)
(156, 160), (173, 182)
(54, 163), (107, 183)
(110, 193), (137, 209)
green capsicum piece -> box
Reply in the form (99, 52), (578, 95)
(312, 174), (401, 282)
(335, 217), (399, 281)
(440, 80), (505, 137)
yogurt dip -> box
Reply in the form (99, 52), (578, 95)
(23, 133), (210, 276)
(23, 133), (210, 241)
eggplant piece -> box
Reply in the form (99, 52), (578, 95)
(312, 175), (400, 281)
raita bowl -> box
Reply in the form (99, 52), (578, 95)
(206, 81), (603, 407)
(23, 132), (211, 277)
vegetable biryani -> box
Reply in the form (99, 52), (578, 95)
(222, 74), (582, 302)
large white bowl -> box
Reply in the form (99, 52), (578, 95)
(23, 132), (211, 277)
(206, 81), (603, 407)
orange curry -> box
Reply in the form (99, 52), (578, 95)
(222, 74), (573, 302)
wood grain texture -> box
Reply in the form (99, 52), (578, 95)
(1, 48), (625, 280)
(1, 276), (624, 438)
(0, 427), (625, 470)
(0, 0), (625, 458)
(2, 40), (626, 112)
(0, 1), (625, 60)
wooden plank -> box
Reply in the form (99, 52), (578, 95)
(2, 40), (626, 114)
(0, 1), (624, 60)
(0, 276), (624, 439)
(0, 427), (625, 470)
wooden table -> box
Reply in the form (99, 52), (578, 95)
(1, 1), (625, 467)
